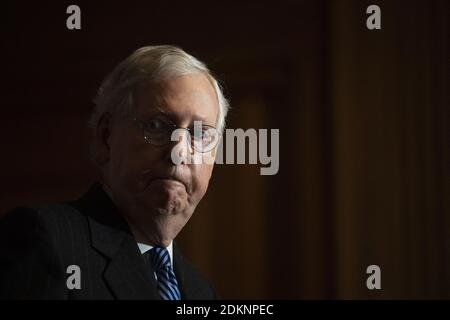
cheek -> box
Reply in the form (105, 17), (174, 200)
(190, 163), (214, 200)
(108, 136), (160, 192)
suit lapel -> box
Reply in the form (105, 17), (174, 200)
(88, 216), (159, 300)
(71, 183), (159, 300)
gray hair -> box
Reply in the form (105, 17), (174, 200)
(90, 45), (229, 133)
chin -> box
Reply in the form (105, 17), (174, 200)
(136, 189), (186, 215)
(152, 203), (181, 216)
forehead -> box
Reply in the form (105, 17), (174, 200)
(134, 73), (219, 126)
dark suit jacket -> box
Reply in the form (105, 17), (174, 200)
(0, 183), (217, 300)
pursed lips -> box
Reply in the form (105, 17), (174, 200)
(149, 175), (188, 191)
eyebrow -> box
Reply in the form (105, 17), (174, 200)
(141, 108), (173, 122)
(143, 107), (212, 126)
(148, 107), (171, 117)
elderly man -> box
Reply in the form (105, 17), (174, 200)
(0, 45), (229, 299)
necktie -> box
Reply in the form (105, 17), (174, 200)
(149, 246), (181, 300)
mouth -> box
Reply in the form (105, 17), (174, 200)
(147, 175), (187, 190)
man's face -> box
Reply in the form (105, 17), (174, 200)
(100, 73), (219, 246)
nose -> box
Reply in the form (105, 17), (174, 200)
(165, 129), (192, 165)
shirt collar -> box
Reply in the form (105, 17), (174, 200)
(138, 242), (174, 267)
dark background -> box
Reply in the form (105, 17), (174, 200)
(1, 0), (449, 299)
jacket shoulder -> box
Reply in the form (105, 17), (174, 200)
(0, 205), (79, 299)
(2, 203), (88, 243)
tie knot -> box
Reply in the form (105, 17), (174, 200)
(150, 246), (171, 270)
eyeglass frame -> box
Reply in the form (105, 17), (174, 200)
(126, 114), (221, 153)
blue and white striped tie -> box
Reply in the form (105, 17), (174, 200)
(150, 246), (181, 300)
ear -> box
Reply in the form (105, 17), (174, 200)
(93, 113), (112, 167)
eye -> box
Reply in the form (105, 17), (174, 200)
(190, 126), (219, 152)
(201, 129), (213, 141)
(145, 118), (168, 132)
(192, 128), (208, 140)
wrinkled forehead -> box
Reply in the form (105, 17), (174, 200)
(134, 74), (219, 127)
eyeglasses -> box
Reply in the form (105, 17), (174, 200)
(128, 115), (220, 153)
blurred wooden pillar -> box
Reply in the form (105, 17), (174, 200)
(265, 1), (337, 299)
